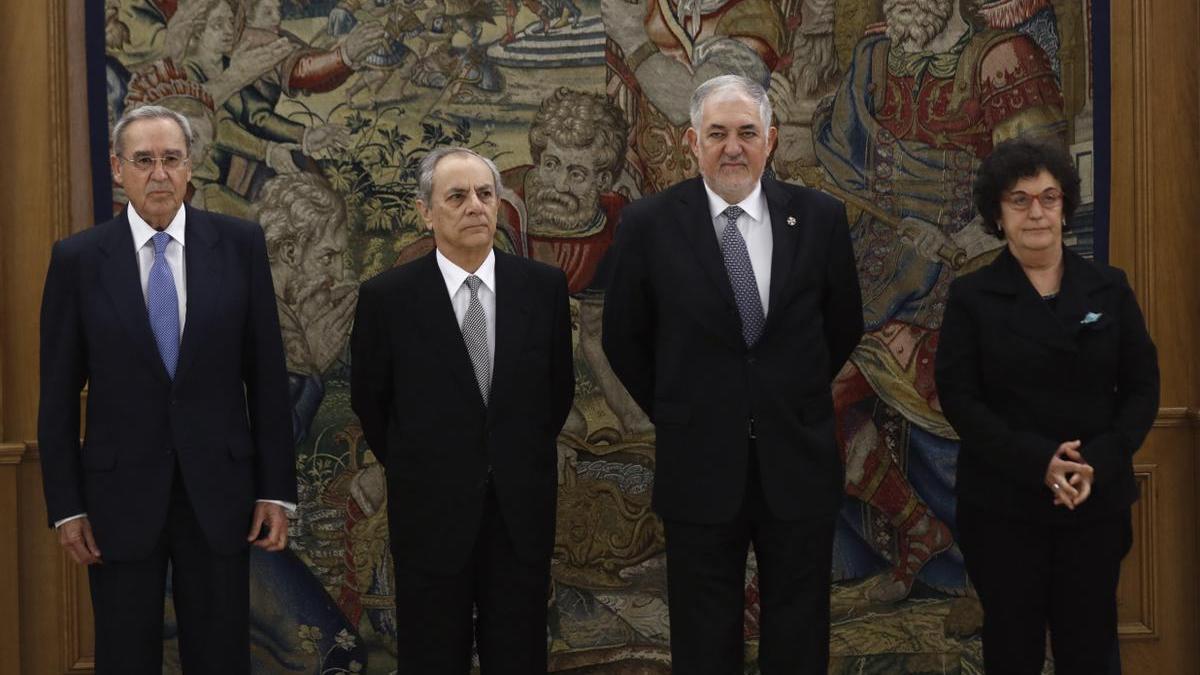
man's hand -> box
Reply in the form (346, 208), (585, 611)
(1044, 441), (1094, 510)
(302, 124), (351, 155)
(247, 502), (289, 551)
(342, 21), (388, 66)
(58, 517), (102, 565)
(163, 0), (213, 62)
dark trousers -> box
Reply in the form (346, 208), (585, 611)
(393, 482), (551, 674)
(88, 466), (250, 675)
(957, 503), (1132, 675)
(662, 448), (835, 675)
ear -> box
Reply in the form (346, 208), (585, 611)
(767, 125), (778, 153)
(416, 199), (434, 232)
(279, 240), (299, 266)
(685, 127), (700, 159)
(597, 169), (613, 192)
(110, 154), (124, 187)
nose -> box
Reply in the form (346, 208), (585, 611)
(1027, 197), (1045, 219)
(150, 159), (170, 180)
(723, 134), (742, 158)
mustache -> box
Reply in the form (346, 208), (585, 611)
(532, 186), (580, 212)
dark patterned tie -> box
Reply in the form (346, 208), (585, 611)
(147, 231), (180, 378)
(719, 205), (765, 346)
(461, 275), (491, 403)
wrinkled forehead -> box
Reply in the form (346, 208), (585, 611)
(432, 155), (496, 195)
(122, 118), (189, 155)
(699, 91), (767, 130)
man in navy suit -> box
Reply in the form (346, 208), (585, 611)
(602, 75), (863, 673)
(38, 105), (295, 674)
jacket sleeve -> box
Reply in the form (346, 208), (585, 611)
(37, 241), (88, 526)
(822, 202), (864, 376)
(934, 280), (1060, 488)
(600, 208), (656, 419)
(350, 282), (393, 468)
(549, 269), (576, 434)
(243, 226), (297, 503)
(1078, 271), (1160, 488)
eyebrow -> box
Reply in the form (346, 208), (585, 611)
(705, 123), (761, 132)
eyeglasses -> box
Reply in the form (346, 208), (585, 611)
(1001, 188), (1063, 211)
(117, 155), (190, 172)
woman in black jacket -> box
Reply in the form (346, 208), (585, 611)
(935, 138), (1159, 674)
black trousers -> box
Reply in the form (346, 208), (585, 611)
(957, 502), (1132, 675)
(662, 447), (835, 675)
(392, 481), (551, 674)
(88, 465), (250, 675)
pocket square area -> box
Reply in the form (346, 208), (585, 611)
(1081, 312), (1103, 324)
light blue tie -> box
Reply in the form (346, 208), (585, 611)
(147, 231), (180, 379)
(719, 206), (766, 346)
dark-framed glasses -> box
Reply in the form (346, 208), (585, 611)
(1002, 187), (1063, 211)
(117, 154), (190, 172)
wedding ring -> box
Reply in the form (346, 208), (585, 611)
(1052, 483), (1061, 490)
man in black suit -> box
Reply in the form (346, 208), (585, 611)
(38, 105), (295, 674)
(350, 147), (574, 673)
(602, 75), (863, 673)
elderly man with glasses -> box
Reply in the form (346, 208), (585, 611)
(38, 104), (295, 674)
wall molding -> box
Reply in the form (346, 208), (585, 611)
(1119, 465), (1159, 639)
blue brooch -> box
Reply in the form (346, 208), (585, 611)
(1080, 312), (1103, 325)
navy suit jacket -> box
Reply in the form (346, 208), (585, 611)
(602, 176), (864, 523)
(38, 205), (295, 560)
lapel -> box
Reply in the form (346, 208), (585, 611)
(97, 211), (172, 385)
(412, 251), (489, 409)
(1053, 247), (1114, 339)
(761, 176), (802, 324)
(676, 177), (737, 307)
(488, 250), (532, 418)
(979, 247), (1080, 353)
(174, 205), (223, 386)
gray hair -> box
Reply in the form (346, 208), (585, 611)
(112, 104), (193, 157)
(254, 173), (347, 262)
(689, 74), (773, 133)
(417, 146), (501, 204)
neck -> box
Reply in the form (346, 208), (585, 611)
(704, 177), (755, 206)
(138, 205), (181, 231)
(1011, 243), (1064, 296)
(440, 245), (490, 274)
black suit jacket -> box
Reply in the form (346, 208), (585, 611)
(350, 249), (574, 574)
(935, 247), (1159, 522)
(38, 206), (295, 560)
(601, 176), (864, 523)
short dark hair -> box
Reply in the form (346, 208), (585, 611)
(973, 137), (1081, 238)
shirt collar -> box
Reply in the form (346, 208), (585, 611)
(435, 248), (496, 298)
(128, 203), (187, 250)
(702, 179), (766, 224)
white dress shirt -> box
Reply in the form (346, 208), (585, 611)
(703, 180), (773, 315)
(55, 205), (293, 528)
(436, 248), (497, 370)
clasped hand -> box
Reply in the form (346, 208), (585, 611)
(1043, 440), (1094, 510)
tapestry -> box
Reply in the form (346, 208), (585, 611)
(93, 0), (1106, 672)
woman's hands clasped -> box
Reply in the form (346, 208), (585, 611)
(1044, 440), (1094, 510)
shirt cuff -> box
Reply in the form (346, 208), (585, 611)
(257, 499), (297, 513)
(54, 513), (87, 528)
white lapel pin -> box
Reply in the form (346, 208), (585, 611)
(786, 216), (797, 227)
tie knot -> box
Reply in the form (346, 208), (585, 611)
(464, 274), (483, 295)
(722, 205), (744, 224)
(152, 231), (171, 255)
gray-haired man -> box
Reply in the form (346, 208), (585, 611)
(38, 105), (295, 674)
(351, 147), (575, 673)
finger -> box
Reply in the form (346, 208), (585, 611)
(246, 511), (266, 542)
(64, 541), (86, 565)
(1054, 460), (1090, 474)
(1060, 447), (1086, 462)
(267, 511), (288, 550)
(1074, 480), (1092, 506)
(82, 525), (103, 560)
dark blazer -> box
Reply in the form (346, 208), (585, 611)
(935, 247), (1159, 522)
(38, 206), (295, 560)
(350, 249), (574, 574)
(601, 176), (864, 523)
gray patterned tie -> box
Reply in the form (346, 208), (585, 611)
(461, 275), (491, 403)
(719, 205), (766, 346)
